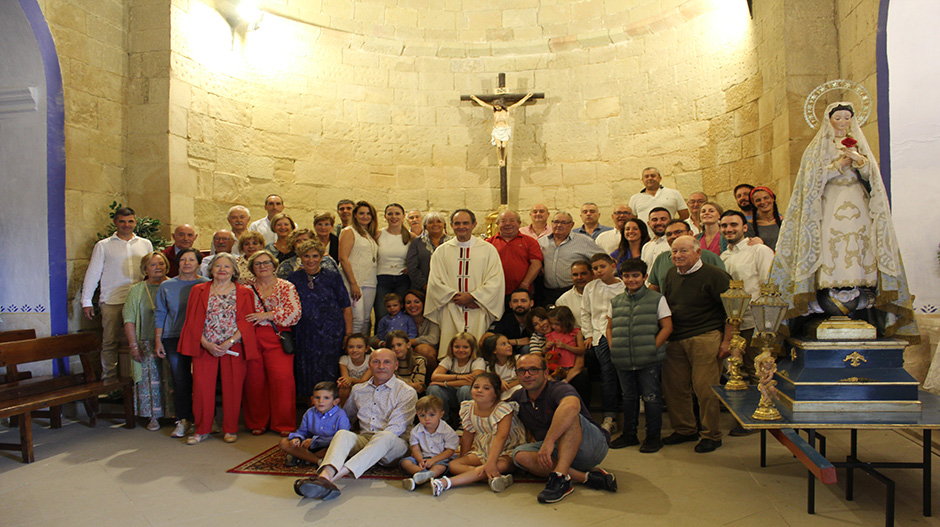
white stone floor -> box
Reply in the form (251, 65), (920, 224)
(1, 410), (939, 527)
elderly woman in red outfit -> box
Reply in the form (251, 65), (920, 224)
(179, 252), (258, 445)
(243, 250), (302, 436)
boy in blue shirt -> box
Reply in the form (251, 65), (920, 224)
(374, 293), (418, 346)
(279, 381), (350, 466)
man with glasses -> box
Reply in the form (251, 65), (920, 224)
(646, 220), (726, 292)
(685, 192), (707, 235)
(595, 204), (634, 254)
(538, 211), (602, 307)
(509, 354), (616, 503)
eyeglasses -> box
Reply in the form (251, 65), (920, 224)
(254, 260), (274, 267)
(515, 367), (546, 376)
(551, 220), (572, 225)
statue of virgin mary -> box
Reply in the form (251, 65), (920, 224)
(768, 101), (918, 342)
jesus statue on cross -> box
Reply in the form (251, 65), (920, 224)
(468, 93), (534, 167)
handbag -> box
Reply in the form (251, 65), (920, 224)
(251, 284), (296, 355)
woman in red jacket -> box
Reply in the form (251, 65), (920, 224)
(179, 252), (258, 445)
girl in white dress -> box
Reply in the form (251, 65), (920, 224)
(430, 372), (526, 496)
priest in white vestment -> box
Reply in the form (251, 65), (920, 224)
(425, 209), (505, 358)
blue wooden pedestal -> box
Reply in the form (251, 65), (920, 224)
(775, 337), (921, 419)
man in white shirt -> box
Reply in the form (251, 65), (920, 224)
(686, 192), (706, 236)
(555, 260), (592, 315)
(628, 167), (690, 222)
(226, 205), (250, 255)
(248, 194), (284, 244)
(719, 210), (774, 385)
(595, 204), (634, 254)
(81, 207), (153, 380)
(296, 348), (417, 500)
(639, 208), (672, 269)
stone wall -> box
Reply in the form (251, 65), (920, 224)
(162, 0), (785, 241)
(41, 0), (885, 308)
(835, 0), (880, 157)
(36, 0), (129, 330)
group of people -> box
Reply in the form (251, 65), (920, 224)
(79, 101), (916, 503)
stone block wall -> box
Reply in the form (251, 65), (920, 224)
(164, 0), (790, 241)
(38, 0), (884, 314)
(36, 0), (129, 329)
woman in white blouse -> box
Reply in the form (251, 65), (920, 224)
(374, 203), (412, 321)
(338, 201), (379, 334)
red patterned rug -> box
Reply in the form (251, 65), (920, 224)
(228, 446), (544, 482)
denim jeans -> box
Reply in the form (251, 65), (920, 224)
(374, 274), (411, 321)
(162, 337), (193, 421)
(616, 364), (663, 438)
(593, 337), (622, 416)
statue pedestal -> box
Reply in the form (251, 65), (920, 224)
(775, 336), (922, 420)
(805, 316), (877, 340)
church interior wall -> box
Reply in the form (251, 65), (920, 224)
(165, 0), (775, 239)
(32, 0), (885, 331)
(33, 0), (130, 331)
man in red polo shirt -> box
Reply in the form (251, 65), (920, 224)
(486, 209), (543, 305)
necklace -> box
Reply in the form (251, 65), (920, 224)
(305, 270), (320, 290)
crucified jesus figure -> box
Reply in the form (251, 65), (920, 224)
(469, 93), (534, 167)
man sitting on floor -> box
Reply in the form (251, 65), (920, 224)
(294, 348), (417, 500)
(510, 353), (617, 503)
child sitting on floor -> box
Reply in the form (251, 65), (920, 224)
(400, 395), (458, 491)
(480, 333), (520, 400)
(278, 381), (350, 467)
(338, 333), (372, 405)
(430, 372), (526, 496)
(389, 330), (427, 394)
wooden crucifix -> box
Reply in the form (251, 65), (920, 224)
(461, 73), (544, 205)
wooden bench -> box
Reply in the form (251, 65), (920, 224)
(0, 329), (37, 345)
(0, 332), (135, 463)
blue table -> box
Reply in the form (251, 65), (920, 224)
(713, 385), (940, 527)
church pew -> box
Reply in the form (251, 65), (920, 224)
(0, 332), (134, 463)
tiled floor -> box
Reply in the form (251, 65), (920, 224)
(1, 410), (938, 527)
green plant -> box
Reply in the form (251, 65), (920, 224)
(96, 201), (169, 249)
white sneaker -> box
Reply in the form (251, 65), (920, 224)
(171, 420), (189, 438)
(489, 474), (514, 493)
(412, 469), (434, 485)
(146, 418), (160, 431)
(601, 417), (618, 435)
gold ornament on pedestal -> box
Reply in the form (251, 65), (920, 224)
(720, 280), (751, 391)
(749, 284), (789, 421)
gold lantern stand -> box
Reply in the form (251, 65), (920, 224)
(720, 280), (752, 391)
(749, 284), (790, 421)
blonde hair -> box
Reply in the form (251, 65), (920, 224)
(445, 332), (479, 360)
(139, 251), (169, 278)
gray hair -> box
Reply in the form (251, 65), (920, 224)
(207, 252), (239, 281)
(553, 211), (573, 223)
(423, 211), (447, 228)
(228, 205), (250, 216)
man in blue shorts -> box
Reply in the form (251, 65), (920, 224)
(510, 353), (617, 503)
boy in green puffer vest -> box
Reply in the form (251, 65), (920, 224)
(605, 258), (673, 453)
